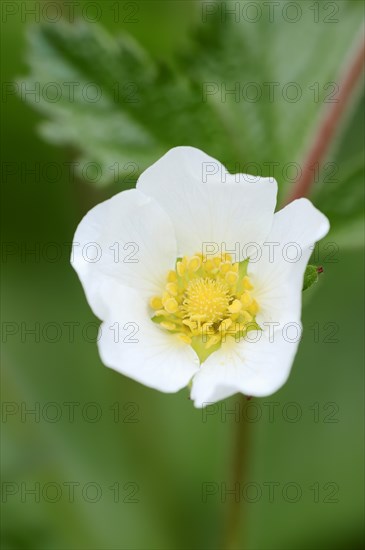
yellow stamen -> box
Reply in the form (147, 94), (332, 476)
(228, 299), (242, 314)
(241, 291), (253, 307)
(167, 270), (177, 283)
(164, 297), (179, 314)
(176, 258), (186, 277)
(225, 271), (238, 285)
(160, 322), (176, 331)
(220, 261), (232, 274)
(177, 333), (192, 345)
(204, 259), (215, 271)
(242, 276), (254, 290)
(149, 252), (260, 362)
(150, 296), (163, 310)
(188, 255), (202, 272)
(166, 282), (178, 296)
(248, 299), (259, 315)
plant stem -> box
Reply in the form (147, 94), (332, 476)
(222, 394), (251, 549)
(285, 33), (365, 205)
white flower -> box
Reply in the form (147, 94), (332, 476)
(71, 147), (329, 407)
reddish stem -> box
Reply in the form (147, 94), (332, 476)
(285, 34), (365, 204)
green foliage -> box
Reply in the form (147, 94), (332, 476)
(3, 4), (365, 548)
(20, 1), (364, 245)
(21, 21), (225, 185)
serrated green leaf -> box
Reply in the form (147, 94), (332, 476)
(20, 21), (226, 186)
(20, 2), (364, 192)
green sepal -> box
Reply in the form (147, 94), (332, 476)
(191, 335), (221, 364)
(302, 265), (320, 291)
(236, 258), (250, 293)
(151, 315), (165, 324)
(190, 319), (261, 364)
(238, 258), (249, 278)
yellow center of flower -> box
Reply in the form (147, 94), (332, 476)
(183, 278), (230, 325)
(149, 253), (260, 363)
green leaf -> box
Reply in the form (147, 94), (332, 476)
(302, 264), (320, 291)
(20, 21), (225, 186)
(20, 2), (363, 191)
(182, 2), (363, 179)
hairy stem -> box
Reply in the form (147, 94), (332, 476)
(285, 33), (365, 204)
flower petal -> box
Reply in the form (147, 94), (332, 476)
(71, 189), (177, 318)
(191, 199), (329, 407)
(249, 198), (330, 325)
(191, 327), (300, 407)
(137, 146), (277, 258)
(97, 283), (199, 392)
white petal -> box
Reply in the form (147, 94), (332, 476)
(191, 327), (300, 407)
(249, 198), (330, 325)
(192, 199), (329, 407)
(137, 146), (277, 258)
(98, 283), (199, 392)
(71, 189), (177, 318)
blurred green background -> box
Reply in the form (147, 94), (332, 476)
(1, 1), (364, 549)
